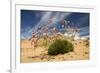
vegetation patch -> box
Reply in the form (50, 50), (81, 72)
(48, 39), (74, 55)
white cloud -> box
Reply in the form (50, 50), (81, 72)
(21, 11), (72, 39)
(34, 12), (52, 31)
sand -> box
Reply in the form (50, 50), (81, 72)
(20, 38), (89, 63)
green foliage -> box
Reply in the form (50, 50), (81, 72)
(48, 39), (74, 55)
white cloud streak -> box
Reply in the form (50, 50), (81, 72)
(21, 11), (71, 39)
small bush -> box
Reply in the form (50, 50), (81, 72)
(84, 52), (88, 54)
(48, 39), (74, 55)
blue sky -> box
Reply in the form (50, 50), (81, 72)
(21, 10), (89, 39)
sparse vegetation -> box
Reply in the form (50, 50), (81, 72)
(48, 39), (74, 55)
(84, 52), (88, 54)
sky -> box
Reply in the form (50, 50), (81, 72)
(21, 10), (89, 39)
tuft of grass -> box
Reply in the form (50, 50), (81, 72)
(48, 39), (74, 56)
(84, 52), (88, 54)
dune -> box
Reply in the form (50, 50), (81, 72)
(20, 38), (89, 63)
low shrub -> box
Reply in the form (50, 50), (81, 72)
(48, 39), (73, 55)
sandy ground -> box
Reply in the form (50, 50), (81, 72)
(20, 38), (89, 63)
